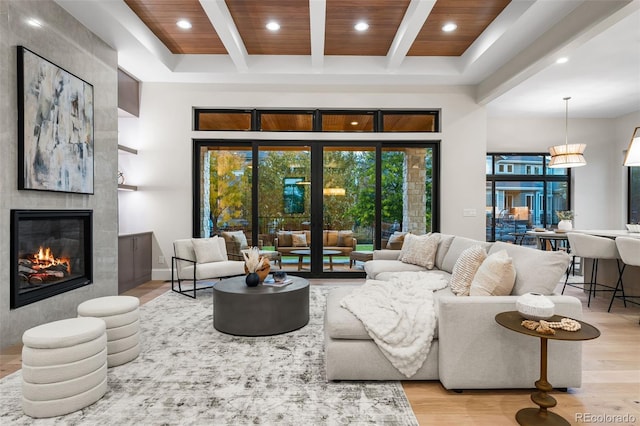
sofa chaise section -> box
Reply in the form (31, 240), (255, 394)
(325, 233), (584, 389)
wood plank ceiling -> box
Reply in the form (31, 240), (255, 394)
(123, 0), (511, 57)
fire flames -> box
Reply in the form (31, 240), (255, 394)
(18, 246), (72, 285)
(31, 247), (71, 274)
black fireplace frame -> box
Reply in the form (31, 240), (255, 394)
(10, 209), (93, 309)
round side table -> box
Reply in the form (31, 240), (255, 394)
(213, 275), (309, 336)
(495, 311), (600, 426)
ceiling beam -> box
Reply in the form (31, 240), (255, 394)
(477, 0), (636, 105)
(199, 0), (248, 73)
(386, 0), (435, 71)
(309, 0), (327, 71)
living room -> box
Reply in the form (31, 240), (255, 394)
(1, 0), (639, 424)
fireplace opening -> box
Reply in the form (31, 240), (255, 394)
(11, 210), (93, 309)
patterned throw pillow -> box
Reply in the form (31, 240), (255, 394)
(449, 245), (487, 296)
(292, 233), (307, 247)
(469, 249), (516, 296)
(400, 233), (440, 269)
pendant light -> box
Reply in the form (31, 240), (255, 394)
(548, 97), (586, 168)
(623, 127), (640, 166)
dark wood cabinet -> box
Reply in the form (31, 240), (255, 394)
(118, 232), (152, 293)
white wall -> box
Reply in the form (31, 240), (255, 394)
(487, 114), (640, 230)
(129, 84), (488, 279)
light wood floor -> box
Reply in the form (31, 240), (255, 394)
(2, 279), (639, 425)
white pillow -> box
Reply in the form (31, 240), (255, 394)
(400, 233), (440, 269)
(292, 233), (307, 247)
(191, 236), (226, 264)
(469, 249), (516, 296)
(449, 245), (487, 296)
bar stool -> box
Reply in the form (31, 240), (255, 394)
(562, 233), (621, 307)
(608, 237), (640, 312)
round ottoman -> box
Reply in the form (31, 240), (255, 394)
(21, 317), (108, 418)
(77, 296), (141, 367)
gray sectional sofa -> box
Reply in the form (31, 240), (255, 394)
(324, 234), (584, 390)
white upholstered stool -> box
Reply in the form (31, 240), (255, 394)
(21, 317), (108, 418)
(77, 296), (141, 367)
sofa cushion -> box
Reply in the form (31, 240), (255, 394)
(386, 232), (407, 250)
(449, 245), (487, 296)
(222, 231), (248, 249)
(338, 230), (353, 247)
(441, 237), (492, 274)
(191, 237), (226, 264)
(364, 260), (426, 279)
(434, 233), (455, 270)
(400, 233), (440, 269)
(488, 242), (571, 295)
(326, 286), (449, 340)
(324, 231), (339, 246)
(277, 231), (292, 247)
(292, 233), (307, 247)
(469, 249), (516, 296)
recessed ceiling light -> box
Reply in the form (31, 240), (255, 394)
(442, 22), (457, 32)
(266, 21), (280, 31)
(27, 18), (42, 27)
(556, 57), (569, 64)
(176, 20), (192, 30)
(354, 22), (369, 32)
(350, 121), (359, 126)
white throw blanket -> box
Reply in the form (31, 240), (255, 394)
(340, 272), (448, 378)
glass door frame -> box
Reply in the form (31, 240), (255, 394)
(193, 139), (440, 278)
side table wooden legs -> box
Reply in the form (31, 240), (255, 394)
(516, 337), (570, 426)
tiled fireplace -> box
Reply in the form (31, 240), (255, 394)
(10, 210), (93, 309)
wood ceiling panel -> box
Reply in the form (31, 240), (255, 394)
(408, 0), (511, 56)
(325, 0), (411, 56)
(124, 0), (226, 54)
(226, 0), (310, 55)
(322, 114), (374, 132)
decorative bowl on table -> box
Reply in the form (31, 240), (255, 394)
(626, 224), (640, 233)
(516, 292), (555, 321)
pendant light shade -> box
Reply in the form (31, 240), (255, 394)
(623, 127), (640, 167)
(548, 97), (586, 168)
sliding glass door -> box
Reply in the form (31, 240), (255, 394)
(195, 140), (438, 277)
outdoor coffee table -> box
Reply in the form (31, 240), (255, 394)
(495, 311), (600, 426)
(213, 275), (309, 336)
(290, 249), (341, 271)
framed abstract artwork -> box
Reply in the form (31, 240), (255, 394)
(17, 46), (94, 194)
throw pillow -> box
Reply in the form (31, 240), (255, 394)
(400, 233), (440, 270)
(449, 245), (487, 296)
(292, 233), (307, 247)
(469, 249), (516, 296)
(277, 232), (292, 247)
(191, 236), (225, 264)
(226, 230), (248, 249)
(386, 232), (407, 250)
(337, 230), (353, 247)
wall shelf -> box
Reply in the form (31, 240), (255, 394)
(118, 184), (138, 191)
(118, 144), (138, 155)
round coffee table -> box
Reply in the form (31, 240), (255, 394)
(290, 249), (342, 271)
(213, 275), (309, 336)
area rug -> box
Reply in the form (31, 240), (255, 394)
(0, 286), (418, 425)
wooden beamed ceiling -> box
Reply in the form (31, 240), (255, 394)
(124, 0), (511, 57)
